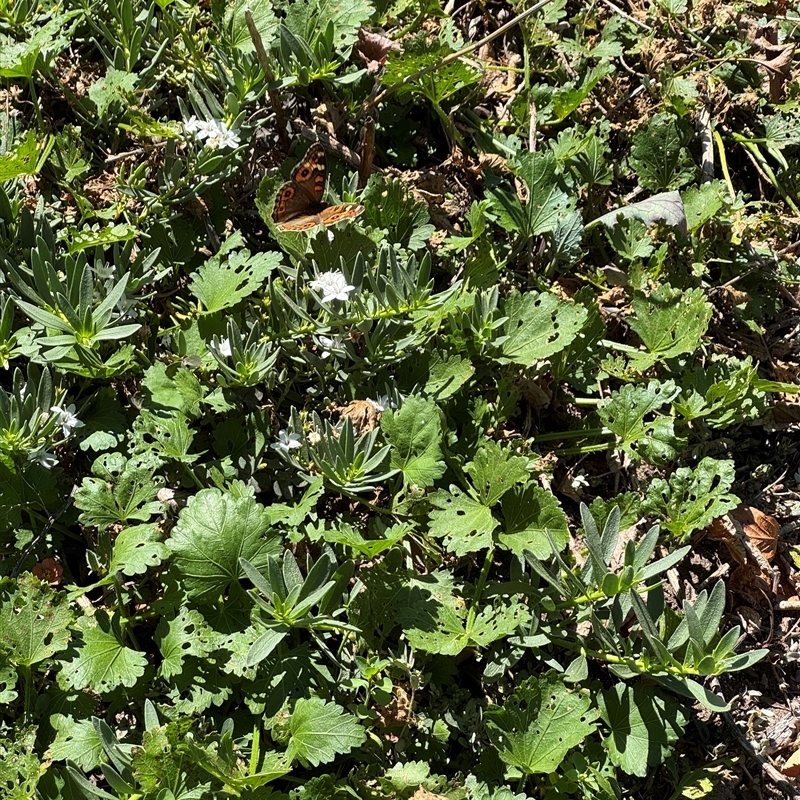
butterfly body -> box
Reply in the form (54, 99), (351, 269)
(273, 144), (364, 232)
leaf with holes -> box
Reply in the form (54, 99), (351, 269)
(155, 607), (212, 680)
(0, 574), (72, 669)
(642, 458), (739, 541)
(486, 671), (599, 775)
(109, 523), (169, 576)
(464, 440), (529, 507)
(428, 486), (497, 555)
(61, 611), (148, 693)
(495, 291), (587, 367)
(598, 381), (682, 464)
(626, 285), (712, 371)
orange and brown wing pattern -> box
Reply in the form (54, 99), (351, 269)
(272, 144), (327, 226)
(276, 203), (365, 232)
(273, 144), (364, 232)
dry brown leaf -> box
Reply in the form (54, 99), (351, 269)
(731, 506), (779, 562)
(782, 746), (800, 777)
(356, 29), (401, 73)
(339, 399), (381, 433)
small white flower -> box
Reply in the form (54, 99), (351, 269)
(217, 337), (233, 358)
(318, 335), (343, 359)
(368, 395), (394, 412)
(93, 262), (116, 281)
(270, 429), (302, 453)
(50, 403), (84, 438)
(29, 449), (58, 469)
(205, 120), (241, 150)
(307, 430), (322, 446)
(570, 470), (590, 491)
(184, 115), (204, 135)
(309, 270), (355, 303)
(184, 117), (241, 150)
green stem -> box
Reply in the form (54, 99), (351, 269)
(468, 547), (495, 629)
(21, 665), (32, 723)
(27, 75), (44, 132)
(249, 723), (260, 776)
(533, 427), (608, 442)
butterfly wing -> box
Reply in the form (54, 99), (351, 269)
(273, 145), (327, 224)
(317, 203), (365, 226)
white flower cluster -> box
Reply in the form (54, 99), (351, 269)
(309, 271), (355, 303)
(184, 117), (241, 150)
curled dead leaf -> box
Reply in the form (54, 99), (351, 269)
(356, 29), (401, 73)
(339, 399), (381, 433)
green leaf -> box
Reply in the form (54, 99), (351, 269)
(0, 574), (72, 668)
(682, 181), (728, 232)
(626, 285), (712, 370)
(0, 131), (42, 181)
(383, 46), (481, 104)
(499, 484), (569, 559)
(78, 387), (128, 452)
(47, 715), (103, 771)
(108, 524), (169, 577)
(599, 684), (686, 776)
(598, 380), (682, 463)
(486, 672), (598, 774)
(166, 487), (281, 600)
(488, 152), (573, 238)
(605, 217), (655, 262)
(74, 454), (164, 530)
(674, 356), (766, 428)
(630, 112), (696, 191)
(284, 0), (374, 53)
(184, 729), (290, 789)
(423, 351), (475, 399)
(286, 698), (366, 766)
(361, 176), (435, 251)
(0, 728), (41, 799)
(383, 761), (431, 792)
(381, 395), (445, 488)
(142, 363), (206, 417)
(189, 233), (281, 313)
(465, 441), (529, 506)
(61, 612), (147, 693)
(225, 0), (278, 50)
(642, 458), (739, 541)
(66, 224), (138, 255)
(399, 591), (530, 655)
(552, 62), (615, 122)
(155, 607), (210, 680)
(496, 290), (587, 366)
(88, 68), (138, 117)
(131, 410), (201, 464)
(428, 486), (497, 555)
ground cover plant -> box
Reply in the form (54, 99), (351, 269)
(2, 0), (800, 796)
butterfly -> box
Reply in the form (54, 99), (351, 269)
(272, 144), (364, 232)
